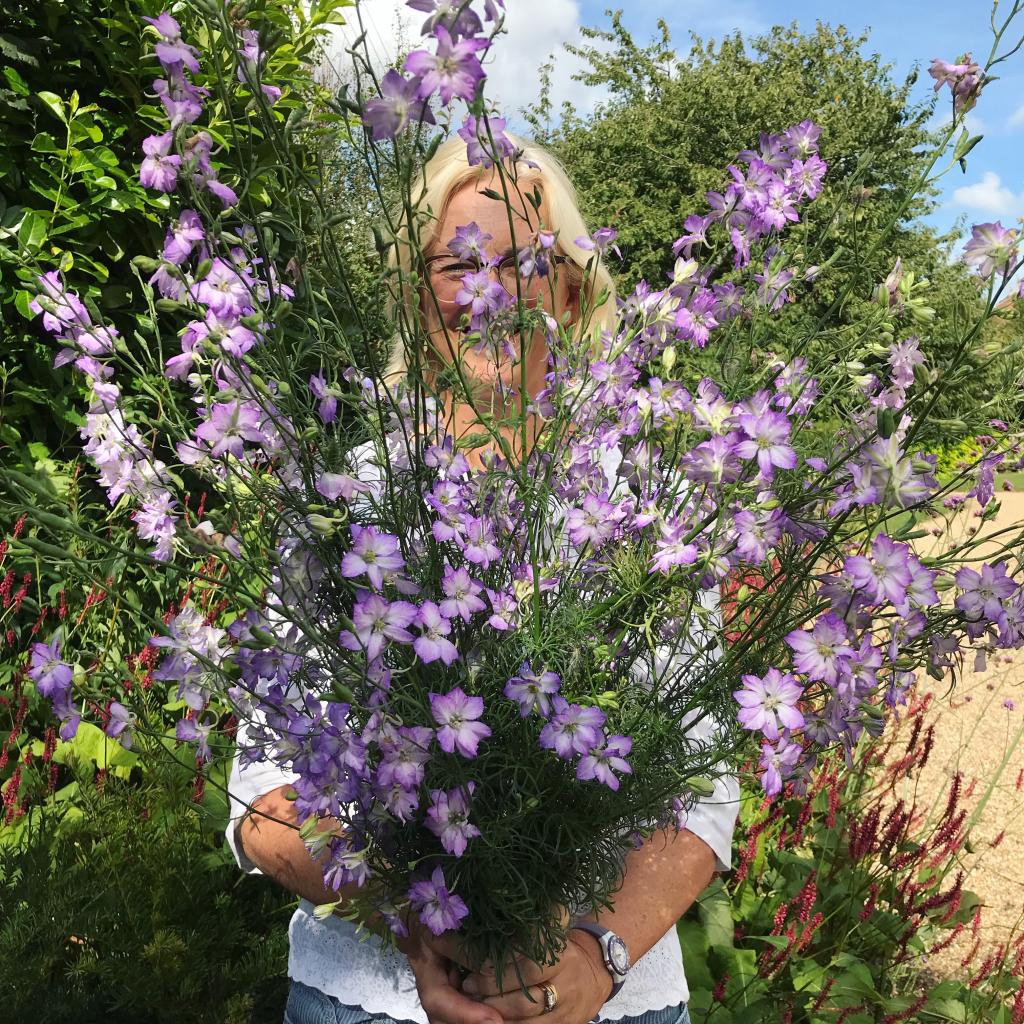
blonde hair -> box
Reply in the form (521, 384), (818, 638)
(380, 132), (618, 390)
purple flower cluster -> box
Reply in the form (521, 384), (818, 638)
(963, 221), (1019, 280)
(360, 0), (505, 142)
(141, 13), (236, 205)
(30, 271), (179, 560)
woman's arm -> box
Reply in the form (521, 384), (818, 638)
(237, 785), (501, 1024)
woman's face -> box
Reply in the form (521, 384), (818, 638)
(418, 170), (578, 401)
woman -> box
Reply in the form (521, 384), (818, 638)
(226, 134), (739, 1024)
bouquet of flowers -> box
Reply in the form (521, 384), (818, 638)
(7, 0), (1024, 980)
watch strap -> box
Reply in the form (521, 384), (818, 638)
(569, 922), (628, 998)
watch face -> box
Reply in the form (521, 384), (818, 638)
(608, 935), (630, 974)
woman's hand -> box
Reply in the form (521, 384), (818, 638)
(401, 924), (503, 1024)
(461, 933), (613, 1024)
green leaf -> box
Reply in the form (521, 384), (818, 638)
(698, 877), (736, 948)
(30, 132), (62, 154)
(37, 90), (66, 121)
(3, 65), (29, 96)
(13, 289), (33, 319)
(17, 209), (47, 252)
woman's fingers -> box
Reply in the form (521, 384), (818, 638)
(478, 984), (548, 1019)
(463, 958), (551, 997)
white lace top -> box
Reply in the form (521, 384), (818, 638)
(224, 440), (740, 1020)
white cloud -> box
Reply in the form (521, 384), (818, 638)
(1009, 103), (1024, 129)
(952, 170), (1024, 219)
(327, 0), (602, 126)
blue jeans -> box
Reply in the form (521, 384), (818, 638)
(283, 980), (692, 1024)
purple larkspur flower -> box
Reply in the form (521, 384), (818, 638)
(955, 562), (1017, 624)
(30, 271), (90, 333)
(163, 209), (205, 265)
(378, 724), (433, 790)
(176, 714), (215, 762)
(733, 507), (782, 564)
(308, 373), (338, 424)
(485, 587), (517, 631)
(144, 12), (200, 73)
(439, 565), (486, 622)
(153, 65), (208, 128)
(192, 258), (251, 317)
(734, 668), (805, 741)
(408, 865), (469, 935)
(649, 519), (700, 574)
(29, 638), (73, 700)
(963, 222), (1018, 280)
(454, 269), (509, 316)
(539, 697), (605, 760)
(930, 54), (983, 114)
(458, 113), (516, 168)
(139, 131), (180, 193)
(341, 525), (406, 591)
(759, 736), (802, 797)
(361, 69), (436, 140)
(339, 592), (417, 662)
(844, 534), (913, 607)
(735, 410), (796, 478)
(786, 613), (854, 686)
(680, 434), (743, 485)
(404, 26), (487, 106)
(575, 734), (633, 791)
(104, 701), (135, 749)
(425, 784), (481, 856)
(673, 288), (719, 348)
(194, 400), (266, 459)
(407, 0), (484, 38)
(565, 493), (618, 549)
(461, 516), (500, 569)
(414, 601), (460, 666)
(430, 686), (490, 757)
(504, 660), (561, 718)
(447, 221), (492, 263)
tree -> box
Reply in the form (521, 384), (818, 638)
(525, 15), (993, 414)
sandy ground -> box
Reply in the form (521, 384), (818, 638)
(904, 490), (1024, 978)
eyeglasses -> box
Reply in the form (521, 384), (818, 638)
(423, 252), (571, 295)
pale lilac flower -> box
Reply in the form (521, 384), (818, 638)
(736, 410), (796, 477)
(566, 493), (618, 549)
(576, 735), (633, 790)
(844, 534), (913, 607)
(404, 27), (487, 105)
(341, 525), (406, 591)
(408, 865), (469, 935)
(929, 54), (983, 114)
(454, 270), (508, 316)
(734, 668), (805, 740)
(194, 400), (266, 459)
(362, 69), (436, 140)
(144, 12), (200, 73)
(759, 736), (803, 797)
(29, 638), (73, 700)
(955, 562), (1017, 623)
(153, 66), (208, 128)
(504, 661), (561, 718)
(539, 697), (605, 759)
(430, 686), (490, 757)
(485, 587), (517, 631)
(339, 593), (417, 662)
(163, 209), (205, 265)
(377, 725), (433, 790)
(104, 701), (135, 749)
(963, 222), (1018, 280)
(438, 565), (486, 622)
(786, 613), (854, 685)
(191, 258), (252, 317)
(316, 472), (368, 503)
(308, 373), (338, 424)
(414, 601), (460, 666)
(461, 516), (500, 568)
(447, 222), (492, 263)
(649, 520), (699, 574)
(176, 715), (215, 762)
(458, 113), (516, 167)
(139, 132), (180, 192)
(407, 0), (484, 39)
(425, 784), (481, 856)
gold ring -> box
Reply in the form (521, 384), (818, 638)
(540, 983), (558, 1014)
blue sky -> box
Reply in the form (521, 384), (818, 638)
(571, 0), (1024, 243)
(340, 1), (1024, 246)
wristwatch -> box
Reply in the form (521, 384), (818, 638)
(570, 921), (631, 998)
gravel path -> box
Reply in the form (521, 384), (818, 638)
(906, 492), (1024, 978)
